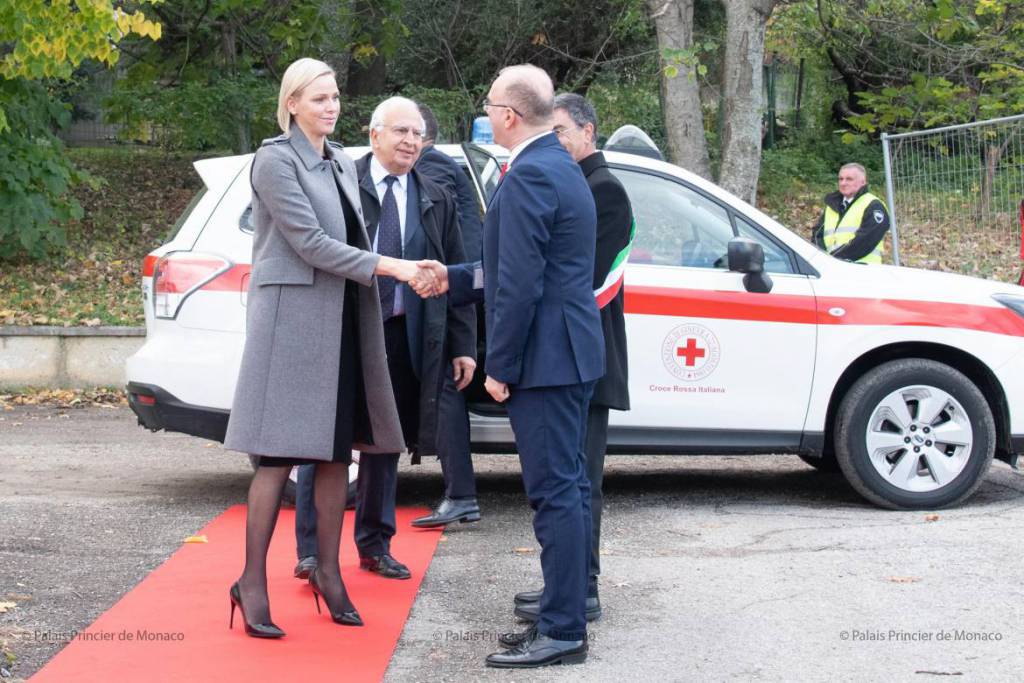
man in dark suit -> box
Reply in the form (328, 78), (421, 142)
(292, 96), (475, 580)
(416, 65), (605, 668)
(511, 93), (632, 624)
(414, 103), (484, 260)
(408, 102), (483, 529)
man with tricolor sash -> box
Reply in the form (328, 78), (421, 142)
(500, 93), (634, 624)
(812, 162), (889, 264)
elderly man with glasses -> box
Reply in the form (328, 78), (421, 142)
(291, 95), (475, 583)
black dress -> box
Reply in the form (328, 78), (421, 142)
(253, 188), (367, 467)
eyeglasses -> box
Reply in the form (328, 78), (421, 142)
(553, 124), (580, 138)
(482, 98), (523, 118)
(377, 125), (425, 140)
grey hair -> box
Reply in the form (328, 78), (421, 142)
(840, 162), (867, 179)
(553, 92), (598, 141)
(498, 64), (554, 126)
(367, 96), (425, 144)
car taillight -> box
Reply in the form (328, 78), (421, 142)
(151, 251), (231, 319)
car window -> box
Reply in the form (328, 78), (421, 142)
(239, 204), (254, 234)
(612, 169), (734, 269)
(734, 215), (795, 274)
(164, 187), (207, 242)
(463, 144), (502, 205)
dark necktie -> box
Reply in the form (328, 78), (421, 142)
(377, 175), (402, 320)
(842, 198), (850, 212)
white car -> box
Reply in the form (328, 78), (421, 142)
(126, 143), (1024, 510)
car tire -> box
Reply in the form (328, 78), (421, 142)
(834, 358), (995, 510)
(247, 456), (359, 508)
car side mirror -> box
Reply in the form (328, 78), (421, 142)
(728, 237), (773, 293)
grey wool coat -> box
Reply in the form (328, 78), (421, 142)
(224, 124), (405, 460)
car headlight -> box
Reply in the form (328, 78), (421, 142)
(992, 293), (1024, 319)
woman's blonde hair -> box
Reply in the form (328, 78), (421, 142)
(276, 58), (336, 134)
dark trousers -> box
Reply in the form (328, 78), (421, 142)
(295, 316), (416, 560)
(506, 381), (594, 642)
(355, 315), (417, 558)
(436, 372), (476, 499)
(584, 405), (609, 596)
(295, 463), (317, 559)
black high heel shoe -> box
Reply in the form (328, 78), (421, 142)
(229, 582), (285, 638)
(309, 568), (363, 626)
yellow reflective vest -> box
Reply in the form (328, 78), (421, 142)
(822, 192), (885, 264)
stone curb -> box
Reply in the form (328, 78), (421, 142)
(0, 326), (146, 389)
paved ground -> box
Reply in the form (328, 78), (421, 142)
(2, 405), (1024, 681)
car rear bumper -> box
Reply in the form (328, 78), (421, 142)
(127, 382), (229, 443)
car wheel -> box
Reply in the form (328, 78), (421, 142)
(798, 452), (841, 472)
(834, 359), (995, 510)
(247, 455), (359, 508)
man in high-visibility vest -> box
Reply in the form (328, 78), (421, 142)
(812, 162), (890, 264)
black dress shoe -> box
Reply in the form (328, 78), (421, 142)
(485, 633), (587, 668)
(498, 624), (537, 648)
(293, 555), (317, 580)
(513, 596), (602, 622)
(410, 497), (481, 528)
(513, 587), (543, 605)
(359, 553), (411, 580)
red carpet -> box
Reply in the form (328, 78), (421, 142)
(31, 506), (441, 683)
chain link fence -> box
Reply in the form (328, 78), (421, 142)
(882, 114), (1024, 282)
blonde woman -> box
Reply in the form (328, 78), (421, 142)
(224, 58), (433, 638)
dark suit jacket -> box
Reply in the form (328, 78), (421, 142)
(580, 151), (631, 410)
(356, 153), (475, 455)
(415, 145), (484, 261)
(449, 134), (604, 389)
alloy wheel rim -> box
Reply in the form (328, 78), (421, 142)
(864, 385), (973, 493)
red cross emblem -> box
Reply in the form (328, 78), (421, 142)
(676, 338), (706, 367)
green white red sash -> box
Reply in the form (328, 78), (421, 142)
(594, 216), (636, 309)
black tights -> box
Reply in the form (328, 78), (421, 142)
(236, 461), (350, 624)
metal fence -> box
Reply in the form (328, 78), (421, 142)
(882, 114), (1024, 280)
(57, 120), (168, 147)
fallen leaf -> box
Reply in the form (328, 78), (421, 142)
(83, 318), (101, 327)
(0, 602), (16, 614)
(925, 514), (940, 522)
(887, 576), (921, 583)
(183, 535), (208, 544)
(513, 547), (535, 554)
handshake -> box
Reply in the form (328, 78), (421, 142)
(389, 258), (449, 298)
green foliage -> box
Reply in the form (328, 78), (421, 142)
(0, 80), (96, 261)
(105, 73), (278, 151)
(0, 0), (160, 132)
(401, 85), (481, 141)
(0, 0), (160, 262)
(586, 80), (666, 150)
(758, 134), (883, 226)
(391, 0), (655, 92)
(103, 0), (412, 153)
(1, 147), (205, 325)
(784, 0), (1024, 134)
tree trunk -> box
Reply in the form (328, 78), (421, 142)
(344, 0), (388, 97)
(648, 0), (711, 180)
(717, 0), (775, 204)
(220, 21), (250, 154)
(319, 0), (354, 95)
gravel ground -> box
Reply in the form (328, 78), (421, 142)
(2, 405), (1024, 681)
